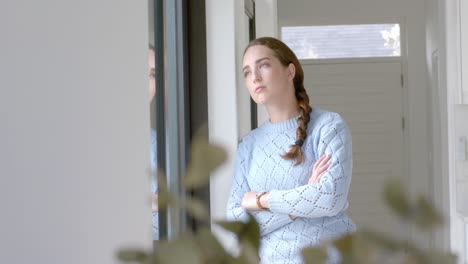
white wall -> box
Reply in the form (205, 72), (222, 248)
(255, 0), (279, 124)
(425, 0), (451, 253)
(206, 0), (242, 251)
(455, 105), (468, 209)
(426, 0), (468, 262)
(235, 0), (253, 139)
(461, 0), (468, 104)
(277, 0), (432, 249)
(256, 0), (278, 38)
(451, 110), (468, 264)
(441, 0), (468, 262)
(0, 1), (151, 263)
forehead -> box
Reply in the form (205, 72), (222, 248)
(242, 45), (276, 66)
(148, 49), (155, 68)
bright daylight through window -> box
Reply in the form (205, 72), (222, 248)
(282, 24), (400, 59)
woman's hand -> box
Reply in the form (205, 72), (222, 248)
(308, 154), (331, 184)
(242, 191), (268, 211)
(241, 155), (330, 216)
(289, 155), (331, 220)
(152, 193), (158, 212)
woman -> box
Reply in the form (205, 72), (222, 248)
(149, 45), (159, 241)
(226, 37), (356, 264)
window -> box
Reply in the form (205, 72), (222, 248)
(281, 24), (400, 59)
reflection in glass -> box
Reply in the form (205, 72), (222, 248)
(149, 45), (159, 241)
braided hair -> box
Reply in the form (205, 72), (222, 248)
(244, 37), (312, 165)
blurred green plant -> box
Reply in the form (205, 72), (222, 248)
(117, 132), (457, 264)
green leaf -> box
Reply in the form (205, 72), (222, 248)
(411, 196), (443, 230)
(182, 197), (210, 222)
(154, 235), (202, 264)
(217, 214), (260, 258)
(383, 179), (411, 219)
(421, 251), (458, 264)
(302, 246), (328, 264)
(333, 234), (361, 264)
(157, 189), (178, 211)
(238, 241), (260, 264)
(196, 228), (236, 263)
(220, 214), (260, 252)
(116, 248), (148, 262)
(242, 214), (261, 251)
(217, 220), (246, 236)
(359, 229), (403, 252)
(349, 231), (391, 264)
(155, 171), (170, 210)
(184, 139), (227, 190)
(333, 234), (353, 255)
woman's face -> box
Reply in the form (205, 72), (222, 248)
(242, 45), (295, 105)
(148, 48), (156, 103)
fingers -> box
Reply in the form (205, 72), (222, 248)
(320, 154), (331, 166)
(315, 161), (331, 176)
(289, 214), (298, 220)
(314, 154), (331, 169)
(310, 154), (332, 184)
(313, 155), (325, 169)
(317, 169), (328, 178)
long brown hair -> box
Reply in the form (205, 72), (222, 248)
(244, 37), (312, 165)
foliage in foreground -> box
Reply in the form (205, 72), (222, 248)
(117, 132), (457, 264)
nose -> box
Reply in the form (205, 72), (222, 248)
(252, 68), (261, 83)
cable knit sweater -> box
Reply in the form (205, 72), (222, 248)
(226, 107), (356, 264)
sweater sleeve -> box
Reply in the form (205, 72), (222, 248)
(268, 114), (353, 218)
(226, 140), (293, 236)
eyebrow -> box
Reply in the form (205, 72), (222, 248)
(242, 57), (270, 72)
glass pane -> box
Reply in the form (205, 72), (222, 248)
(148, 0), (189, 241)
(149, 45), (159, 242)
(281, 24), (400, 59)
(148, 0), (159, 241)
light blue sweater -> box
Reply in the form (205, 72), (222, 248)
(150, 129), (159, 240)
(226, 107), (356, 264)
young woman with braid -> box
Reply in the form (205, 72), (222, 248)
(226, 37), (356, 264)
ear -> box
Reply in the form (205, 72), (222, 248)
(287, 63), (296, 81)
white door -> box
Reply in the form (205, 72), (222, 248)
(303, 58), (407, 239)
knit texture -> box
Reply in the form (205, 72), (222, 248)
(150, 129), (159, 240)
(226, 107), (356, 264)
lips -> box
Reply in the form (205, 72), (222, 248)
(255, 86), (266, 93)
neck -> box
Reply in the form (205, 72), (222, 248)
(266, 101), (300, 123)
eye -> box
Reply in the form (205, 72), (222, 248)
(243, 71), (251, 78)
(259, 63), (269, 68)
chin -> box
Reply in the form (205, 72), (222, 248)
(253, 98), (266, 105)
(252, 95), (268, 105)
